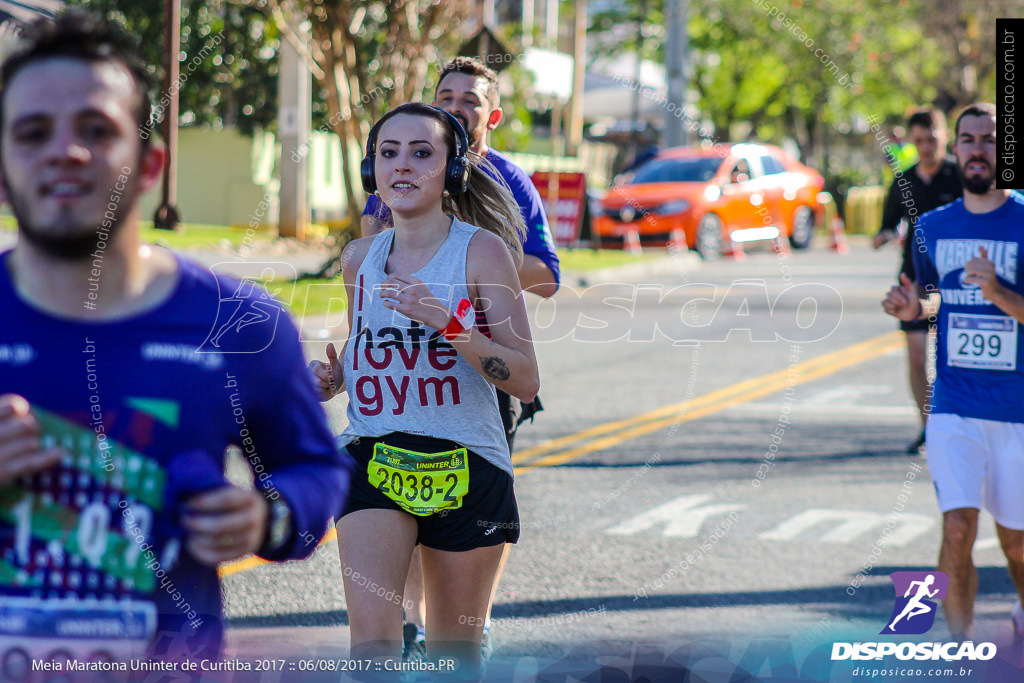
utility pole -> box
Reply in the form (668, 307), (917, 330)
(277, 21), (311, 240)
(545, 0), (558, 48)
(154, 0), (181, 230)
(522, 0), (534, 48)
(479, 0), (494, 55)
(630, 0), (645, 161)
(664, 0), (689, 147)
(566, 0), (587, 156)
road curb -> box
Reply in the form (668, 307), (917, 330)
(564, 250), (701, 287)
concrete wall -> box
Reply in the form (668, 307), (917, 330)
(137, 127), (360, 228)
(138, 127), (282, 227)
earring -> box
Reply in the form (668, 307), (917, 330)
(442, 190), (450, 198)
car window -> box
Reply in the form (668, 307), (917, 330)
(728, 161), (750, 184)
(760, 155), (786, 175)
(743, 156), (765, 178)
(631, 157), (722, 184)
(729, 156), (766, 182)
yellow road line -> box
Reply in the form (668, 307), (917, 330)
(218, 526), (338, 578)
(514, 331), (904, 473)
(219, 332), (904, 574)
(511, 331), (902, 465)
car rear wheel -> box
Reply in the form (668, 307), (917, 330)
(696, 214), (724, 260)
(789, 205), (814, 249)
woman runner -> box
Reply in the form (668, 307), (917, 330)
(312, 102), (539, 678)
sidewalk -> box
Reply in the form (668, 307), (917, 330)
(564, 248), (699, 287)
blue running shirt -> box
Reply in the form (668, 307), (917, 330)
(0, 251), (351, 660)
(913, 193), (1024, 423)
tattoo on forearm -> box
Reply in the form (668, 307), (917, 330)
(480, 356), (511, 381)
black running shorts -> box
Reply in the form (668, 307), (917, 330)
(341, 432), (520, 551)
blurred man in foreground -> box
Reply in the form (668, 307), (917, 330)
(0, 10), (351, 662)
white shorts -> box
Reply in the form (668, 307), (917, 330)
(926, 413), (1024, 530)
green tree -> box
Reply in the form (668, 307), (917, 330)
(914, 0), (1018, 107)
(69, 0), (281, 135)
(586, 0), (976, 166)
(250, 0), (473, 229)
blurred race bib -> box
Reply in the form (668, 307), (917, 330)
(0, 596), (155, 668)
(0, 408), (169, 672)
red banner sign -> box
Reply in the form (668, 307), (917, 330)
(531, 171), (587, 246)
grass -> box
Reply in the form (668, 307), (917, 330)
(0, 216), (658, 317)
(2, 217), (654, 268)
(141, 223), (272, 249)
(267, 276), (347, 320)
(270, 247), (660, 317)
(139, 222), (335, 248)
(556, 247), (659, 271)
(0, 217), (333, 250)
(0, 215), (272, 248)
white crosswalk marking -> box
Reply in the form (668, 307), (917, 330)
(975, 537), (1000, 551)
(886, 514), (935, 547)
(758, 509), (935, 545)
(760, 509), (884, 543)
(604, 494), (746, 538)
(603, 497), (937, 546)
(807, 384), (892, 404)
(728, 402), (918, 418)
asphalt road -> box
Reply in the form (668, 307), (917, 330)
(216, 237), (1022, 681)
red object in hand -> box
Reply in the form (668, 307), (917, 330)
(441, 299), (475, 341)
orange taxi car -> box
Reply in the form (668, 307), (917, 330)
(595, 143), (825, 258)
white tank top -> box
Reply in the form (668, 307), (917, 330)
(337, 218), (512, 474)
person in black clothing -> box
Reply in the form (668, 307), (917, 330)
(874, 108), (962, 453)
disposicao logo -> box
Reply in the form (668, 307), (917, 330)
(831, 570), (997, 663)
(882, 571), (948, 635)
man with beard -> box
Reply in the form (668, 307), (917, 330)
(874, 108), (962, 454)
(883, 102), (1024, 640)
(0, 11), (351, 662)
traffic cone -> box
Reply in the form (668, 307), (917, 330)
(624, 228), (643, 255)
(773, 229), (790, 256)
(724, 234), (745, 261)
(667, 228), (689, 255)
(830, 215), (849, 253)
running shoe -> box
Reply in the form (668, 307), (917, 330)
(1013, 602), (1024, 638)
(906, 430), (926, 455)
(403, 622), (427, 662)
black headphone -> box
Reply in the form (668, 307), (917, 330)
(360, 106), (470, 197)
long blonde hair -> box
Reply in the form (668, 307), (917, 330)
(447, 152), (525, 266)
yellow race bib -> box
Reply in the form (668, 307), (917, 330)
(368, 443), (469, 516)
